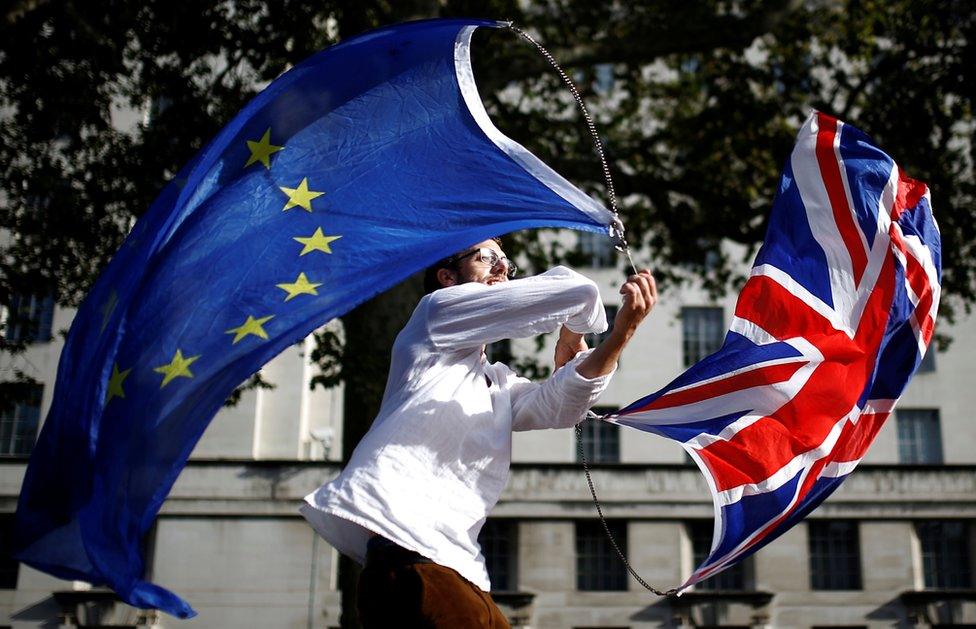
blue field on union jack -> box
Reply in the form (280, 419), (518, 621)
(610, 111), (941, 589)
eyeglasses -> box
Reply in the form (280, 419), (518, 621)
(451, 247), (518, 278)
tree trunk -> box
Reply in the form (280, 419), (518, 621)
(333, 4), (463, 627)
(337, 274), (423, 629)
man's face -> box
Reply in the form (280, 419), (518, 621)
(441, 239), (511, 288)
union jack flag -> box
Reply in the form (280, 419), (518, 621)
(609, 111), (941, 589)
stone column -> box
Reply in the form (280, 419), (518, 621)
(518, 520), (576, 592)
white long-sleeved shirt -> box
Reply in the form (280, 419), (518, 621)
(300, 266), (615, 591)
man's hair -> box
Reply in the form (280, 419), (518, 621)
(423, 237), (504, 294)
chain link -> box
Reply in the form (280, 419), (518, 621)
(507, 23), (638, 276)
(576, 416), (678, 597)
(509, 22), (670, 595)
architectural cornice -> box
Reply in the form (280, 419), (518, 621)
(4, 460), (975, 519)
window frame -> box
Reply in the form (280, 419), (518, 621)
(577, 230), (617, 269)
(681, 306), (724, 368)
(577, 409), (621, 464)
(576, 519), (628, 591)
(808, 520), (863, 591)
(0, 383), (43, 456)
(916, 520), (972, 589)
(896, 408), (943, 464)
(3, 293), (55, 343)
(478, 519), (518, 592)
(688, 520), (749, 591)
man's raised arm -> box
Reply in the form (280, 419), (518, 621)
(568, 269), (657, 378)
(425, 266), (608, 350)
(510, 270), (657, 432)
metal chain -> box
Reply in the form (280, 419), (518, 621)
(509, 22), (669, 595)
(576, 416), (678, 597)
(507, 23), (638, 276)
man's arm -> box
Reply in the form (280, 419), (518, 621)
(511, 270), (657, 432)
(425, 266), (607, 350)
(509, 350), (612, 431)
(554, 270), (658, 377)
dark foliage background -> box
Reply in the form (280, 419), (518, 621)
(2, 1), (972, 624)
(2, 0), (971, 348)
(3, 0), (973, 461)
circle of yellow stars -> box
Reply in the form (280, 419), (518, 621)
(102, 125), (344, 402)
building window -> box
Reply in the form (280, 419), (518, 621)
(689, 521), (747, 590)
(809, 521), (862, 590)
(897, 409), (943, 464)
(0, 384), (42, 456)
(0, 514), (18, 589)
(577, 231), (617, 269)
(478, 519), (517, 592)
(578, 411), (620, 464)
(3, 294), (54, 343)
(584, 305), (618, 349)
(593, 63), (616, 94)
(917, 521), (972, 589)
(917, 348), (936, 373)
(682, 307), (724, 367)
(576, 520), (627, 591)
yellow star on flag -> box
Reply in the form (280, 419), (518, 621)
(244, 128), (284, 169)
(280, 178), (324, 212)
(294, 227), (342, 256)
(105, 362), (131, 403)
(225, 314), (275, 344)
(153, 349), (200, 388)
(276, 272), (322, 302)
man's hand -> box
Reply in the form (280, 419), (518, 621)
(554, 326), (588, 370)
(576, 270), (657, 379)
(612, 270), (658, 343)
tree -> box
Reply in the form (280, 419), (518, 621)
(473, 0), (974, 312)
(2, 1), (973, 626)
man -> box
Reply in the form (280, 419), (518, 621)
(301, 237), (657, 627)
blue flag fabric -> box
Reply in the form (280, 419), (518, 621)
(14, 18), (614, 617)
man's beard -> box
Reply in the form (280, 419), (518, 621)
(460, 269), (504, 286)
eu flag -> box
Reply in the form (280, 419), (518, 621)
(14, 18), (614, 617)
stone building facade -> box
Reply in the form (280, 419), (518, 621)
(2, 236), (974, 628)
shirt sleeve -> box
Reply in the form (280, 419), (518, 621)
(509, 349), (615, 432)
(425, 266), (607, 350)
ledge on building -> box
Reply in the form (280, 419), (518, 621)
(51, 589), (159, 628)
(490, 590), (535, 628)
(667, 590), (775, 628)
(899, 589), (976, 626)
(668, 590), (774, 607)
(899, 589), (976, 605)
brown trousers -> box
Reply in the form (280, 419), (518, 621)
(357, 538), (510, 628)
